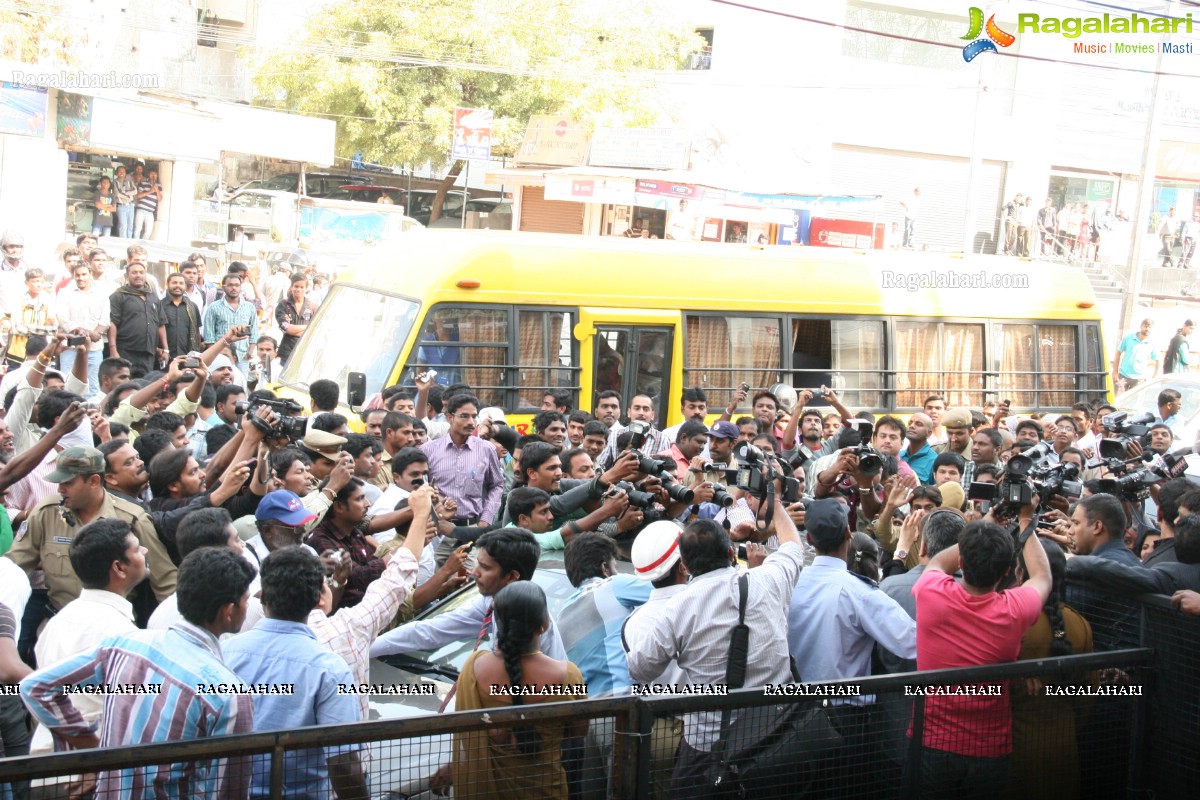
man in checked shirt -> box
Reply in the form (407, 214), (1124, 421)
(419, 393), (503, 526)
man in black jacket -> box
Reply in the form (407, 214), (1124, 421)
(1067, 513), (1200, 596)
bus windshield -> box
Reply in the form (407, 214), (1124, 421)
(279, 285), (419, 397)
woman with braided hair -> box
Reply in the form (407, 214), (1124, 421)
(439, 581), (587, 799)
(1008, 537), (1094, 800)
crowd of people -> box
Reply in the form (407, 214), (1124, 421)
(0, 232), (1198, 798)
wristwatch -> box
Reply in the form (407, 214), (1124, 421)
(894, 548), (909, 561)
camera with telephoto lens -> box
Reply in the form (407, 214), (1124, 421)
(613, 481), (671, 524)
(634, 455), (695, 504)
(733, 442), (801, 504)
(234, 397), (308, 441)
(689, 462), (736, 508)
(1098, 411), (1155, 460)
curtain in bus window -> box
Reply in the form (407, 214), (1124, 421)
(994, 324), (1036, 408)
(684, 316), (780, 407)
(446, 308), (508, 408)
(1039, 325), (1077, 408)
(895, 322), (938, 408)
(830, 320), (885, 409)
(1085, 324), (1105, 397)
(943, 324), (985, 409)
(517, 311), (571, 410)
(737, 317), (782, 397)
(685, 316), (732, 408)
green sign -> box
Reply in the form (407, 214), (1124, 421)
(1086, 180), (1114, 202)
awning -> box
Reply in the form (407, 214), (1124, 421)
(484, 166), (550, 187)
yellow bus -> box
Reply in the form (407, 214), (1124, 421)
(273, 232), (1108, 433)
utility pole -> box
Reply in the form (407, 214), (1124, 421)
(1119, 0), (1174, 334)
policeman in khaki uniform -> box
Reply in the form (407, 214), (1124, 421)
(5, 447), (177, 617)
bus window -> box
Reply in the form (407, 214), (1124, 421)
(1038, 324), (1078, 408)
(413, 307), (509, 408)
(517, 310), (575, 409)
(828, 320), (885, 408)
(895, 321), (984, 409)
(595, 325), (674, 409)
(404, 305), (579, 412)
(594, 329), (627, 399)
(994, 322), (1085, 408)
(684, 315), (782, 408)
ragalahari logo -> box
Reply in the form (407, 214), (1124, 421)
(961, 7), (1015, 61)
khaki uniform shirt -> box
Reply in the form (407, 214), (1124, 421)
(5, 492), (178, 613)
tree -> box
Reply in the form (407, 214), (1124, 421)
(253, 0), (700, 220)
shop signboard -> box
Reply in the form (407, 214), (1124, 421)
(545, 173), (634, 204)
(1158, 141), (1200, 182)
(56, 92), (91, 146)
(589, 127), (690, 170)
(515, 115), (589, 167)
(1086, 180), (1114, 203)
(0, 82), (48, 137)
(451, 107), (493, 161)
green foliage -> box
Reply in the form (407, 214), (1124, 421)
(252, 0), (700, 166)
(0, 2), (82, 65)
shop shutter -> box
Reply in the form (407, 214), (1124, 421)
(518, 185), (585, 234)
(827, 145), (1006, 254)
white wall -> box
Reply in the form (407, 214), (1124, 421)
(0, 134), (68, 262)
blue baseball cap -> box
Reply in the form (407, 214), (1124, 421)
(255, 490), (317, 526)
(805, 498), (850, 550)
(709, 421), (740, 439)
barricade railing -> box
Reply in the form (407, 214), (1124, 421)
(0, 649), (1156, 800)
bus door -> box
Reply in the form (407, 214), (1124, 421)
(576, 309), (676, 412)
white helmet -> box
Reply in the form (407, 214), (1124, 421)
(0, 230), (24, 249)
(631, 520), (685, 582)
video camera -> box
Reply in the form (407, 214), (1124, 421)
(1094, 452), (1188, 502)
(969, 440), (1082, 513)
(1098, 411), (1155, 460)
(733, 442), (801, 504)
(234, 397), (308, 441)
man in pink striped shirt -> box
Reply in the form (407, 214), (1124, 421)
(419, 394), (503, 526)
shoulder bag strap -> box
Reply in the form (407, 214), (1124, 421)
(713, 573), (751, 763)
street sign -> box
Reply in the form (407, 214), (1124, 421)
(451, 107), (493, 161)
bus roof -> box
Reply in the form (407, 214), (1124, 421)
(334, 231), (1099, 320)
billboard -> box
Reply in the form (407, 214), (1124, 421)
(451, 107), (493, 161)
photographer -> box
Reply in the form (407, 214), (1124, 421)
(812, 425), (887, 526)
(779, 387), (850, 464)
(685, 421), (739, 487)
(658, 420), (709, 481)
(597, 394), (667, 468)
(502, 442), (640, 530)
(505, 486), (631, 550)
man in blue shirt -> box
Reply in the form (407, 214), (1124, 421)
(787, 499), (918, 792)
(1112, 318), (1159, 391)
(901, 412), (937, 484)
(224, 547), (365, 799)
(559, 532), (651, 798)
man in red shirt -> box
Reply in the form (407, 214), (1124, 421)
(912, 518), (1052, 797)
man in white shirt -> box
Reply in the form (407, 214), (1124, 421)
(622, 521), (691, 800)
(29, 518), (143, 779)
(58, 262), (111, 397)
(624, 502), (804, 798)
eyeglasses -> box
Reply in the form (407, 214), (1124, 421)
(267, 522), (306, 537)
(453, 413), (478, 420)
